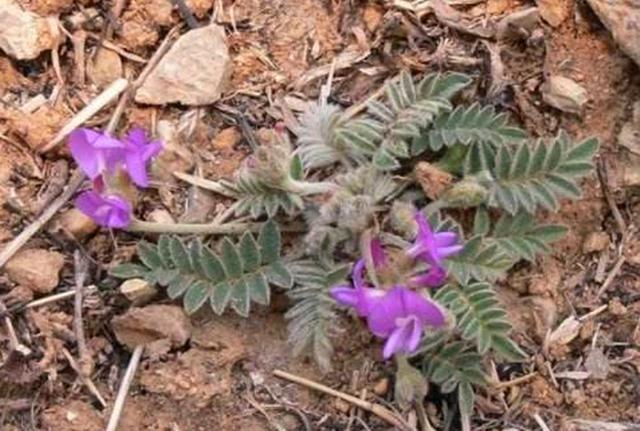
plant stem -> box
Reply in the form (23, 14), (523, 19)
(127, 219), (305, 235)
(286, 179), (337, 196)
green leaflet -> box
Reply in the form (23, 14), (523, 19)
(284, 260), (349, 372)
(334, 71), (470, 170)
(218, 170), (305, 219)
(109, 220), (293, 317)
(474, 207), (568, 261)
(412, 103), (526, 155)
(422, 340), (486, 392)
(484, 133), (599, 214)
(445, 236), (514, 284)
(434, 282), (525, 360)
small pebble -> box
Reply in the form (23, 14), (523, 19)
(582, 231), (609, 253)
(119, 278), (157, 305)
(373, 377), (389, 396)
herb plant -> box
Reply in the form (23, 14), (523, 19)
(97, 70), (597, 426)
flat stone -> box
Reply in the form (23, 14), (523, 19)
(586, 0), (640, 67)
(0, 0), (60, 60)
(5, 248), (65, 294)
(111, 305), (192, 351)
(135, 24), (231, 106)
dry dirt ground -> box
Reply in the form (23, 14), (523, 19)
(1, 0), (640, 430)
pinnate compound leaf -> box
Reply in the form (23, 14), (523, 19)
(115, 221), (291, 317)
(414, 103), (526, 154)
(285, 260), (349, 372)
(435, 282), (522, 357)
(483, 134), (599, 214)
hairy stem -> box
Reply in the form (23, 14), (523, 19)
(286, 179), (337, 196)
(127, 219), (305, 235)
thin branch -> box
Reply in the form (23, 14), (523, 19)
(41, 78), (129, 152)
(106, 345), (144, 431)
(273, 369), (412, 431)
(0, 170), (85, 270)
(61, 347), (107, 408)
(73, 250), (91, 376)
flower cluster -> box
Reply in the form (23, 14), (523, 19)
(330, 213), (463, 359)
(69, 127), (162, 228)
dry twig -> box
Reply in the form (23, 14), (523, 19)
(273, 369), (412, 431)
(61, 347), (107, 408)
(73, 250), (91, 376)
(106, 345), (144, 431)
(41, 78), (129, 152)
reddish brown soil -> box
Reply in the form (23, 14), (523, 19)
(1, 0), (640, 430)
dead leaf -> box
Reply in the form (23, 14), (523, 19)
(585, 347), (610, 379)
(432, 0), (496, 38)
(546, 315), (581, 349)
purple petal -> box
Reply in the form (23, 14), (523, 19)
(436, 244), (464, 259)
(410, 265), (447, 288)
(402, 290), (446, 327)
(352, 259), (366, 290)
(367, 288), (406, 337)
(330, 285), (359, 308)
(122, 128), (163, 188)
(381, 317), (423, 358)
(125, 127), (148, 148)
(75, 191), (131, 229)
(142, 140), (163, 160)
(433, 232), (459, 247)
(405, 316), (423, 352)
(124, 152), (150, 187)
(414, 211), (434, 239)
(383, 324), (411, 359)
(358, 287), (386, 317)
(370, 238), (388, 268)
(68, 129), (103, 179)
(68, 128), (124, 179)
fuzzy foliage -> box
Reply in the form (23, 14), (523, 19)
(434, 282), (524, 360)
(482, 133), (599, 214)
(285, 260), (349, 372)
(111, 221), (293, 316)
(420, 336), (487, 418)
(302, 71), (473, 170)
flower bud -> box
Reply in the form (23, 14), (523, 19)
(389, 201), (418, 239)
(250, 144), (292, 188)
(394, 356), (428, 410)
(440, 179), (488, 208)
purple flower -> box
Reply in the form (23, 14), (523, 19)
(68, 127), (162, 188)
(122, 127), (163, 187)
(331, 259), (386, 317)
(405, 212), (463, 287)
(75, 190), (132, 228)
(69, 128), (125, 180)
(367, 287), (446, 359)
(407, 212), (464, 265)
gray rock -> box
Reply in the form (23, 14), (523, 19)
(586, 0), (640, 67)
(0, 0), (60, 60)
(135, 24), (231, 105)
